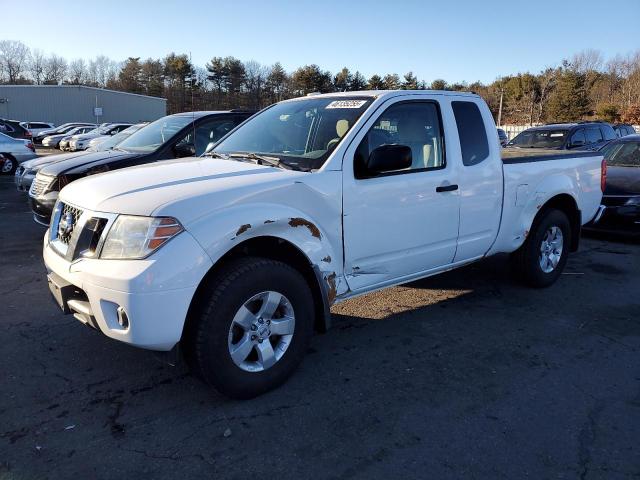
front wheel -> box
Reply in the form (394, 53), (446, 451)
(511, 209), (572, 288)
(184, 257), (314, 399)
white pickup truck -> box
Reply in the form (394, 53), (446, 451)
(42, 91), (605, 398)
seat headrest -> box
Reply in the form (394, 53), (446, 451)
(336, 119), (349, 138)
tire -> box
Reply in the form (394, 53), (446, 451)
(184, 257), (314, 399)
(511, 208), (572, 288)
(1, 154), (17, 175)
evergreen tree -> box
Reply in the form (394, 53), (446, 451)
(367, 74), (384, 89)
(545, 67), (590, 122)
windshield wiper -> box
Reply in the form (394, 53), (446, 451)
(227, 152), (294, 170)
(202, 151), (229, 159)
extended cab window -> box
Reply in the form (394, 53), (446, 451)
(452, 101), (489, 166)
(354, 101), (444, 178)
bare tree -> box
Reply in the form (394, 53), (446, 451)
(0, 40), (31, 83)
(244, 60), (269, 108)
(29, 49), (46, 84)
(68, 58), (87, 84)
(570, 49), (604, 73)
(43, 54), (68, 84)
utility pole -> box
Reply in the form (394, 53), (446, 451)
(497, 87), (504, 127)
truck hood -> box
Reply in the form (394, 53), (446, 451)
(39, 149), (141, 176)
(24, 150), (93, 170)
(59, 157), (307, 222)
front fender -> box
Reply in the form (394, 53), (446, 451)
(186, 202), (348, 300)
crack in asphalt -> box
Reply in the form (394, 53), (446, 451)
(577, 401), (605, 480)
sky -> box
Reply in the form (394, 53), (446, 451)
(2, 0), (639, 84)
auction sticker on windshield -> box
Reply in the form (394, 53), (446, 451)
(326, 100), (368, 109)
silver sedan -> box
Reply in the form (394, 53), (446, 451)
(0, 132), (37, 174)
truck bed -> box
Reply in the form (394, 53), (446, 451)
(501, 148), (600, 164)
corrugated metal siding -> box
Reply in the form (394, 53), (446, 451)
(0, 85), (166, 125)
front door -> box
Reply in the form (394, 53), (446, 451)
(342, 98), (460, 292)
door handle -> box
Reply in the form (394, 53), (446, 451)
(436, 184), (458, 193)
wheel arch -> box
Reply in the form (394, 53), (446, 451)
(532, 193), (581, 252)
(183, 235), (332, 347)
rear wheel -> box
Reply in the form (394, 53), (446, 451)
(184, 257), (314, 399)
(1, 154), (17, 175)
(511, 209), (571, 288)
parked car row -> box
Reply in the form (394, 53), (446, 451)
(65, 123), (133, 151)
(32, 123), (97, 144)
(15, 111), (253, 223)
(43, 125), (97, 149)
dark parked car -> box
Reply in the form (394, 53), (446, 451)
(0, 119), (31, 139)
(588, 134), (640, 234)
(506, 122), (617, 151)
(29, 110), (254, 224)
(497, 128), (508, 147)
(613, 124), (636, 138)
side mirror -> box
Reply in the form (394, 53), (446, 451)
(365, 144), (412, 174)
(173, 142), (196, 158)
(569, 139), (584, 148)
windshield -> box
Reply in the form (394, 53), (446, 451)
(508, 129), (568, 149)
(117, 115), (194, 153)
(602, 141), (640, 167)
(58, 125), (79, 134)
(93, 124), (146, 151)
(213, 96), (373, 170)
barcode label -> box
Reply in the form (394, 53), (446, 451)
(326, 100), (368, 109)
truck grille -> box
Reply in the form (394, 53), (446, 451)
(56, 203), (84, 245)
(29, 175), (52, 197)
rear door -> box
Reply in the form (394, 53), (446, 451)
(450, 99), (503, 261)
(342, 96), (460, 291)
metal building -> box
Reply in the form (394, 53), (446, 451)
(0, 85), (166, 125)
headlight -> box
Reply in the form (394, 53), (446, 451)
(625, 197), (640, 206)
(100, 216), (183, 259)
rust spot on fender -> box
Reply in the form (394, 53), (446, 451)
(325, 273), (337, 304)
(288, 217), (321, 239)
(236, 224), (251, 236)
(321, 255), (332, 263)
(264, 220), (275, 224)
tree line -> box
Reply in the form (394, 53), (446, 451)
(1, 40), (639, 124)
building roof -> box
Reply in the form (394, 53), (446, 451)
(0, 84), (166, 102)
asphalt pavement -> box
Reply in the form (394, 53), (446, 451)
(0, 175), (639, 479)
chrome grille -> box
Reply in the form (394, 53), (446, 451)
(56, 203), (84, 245)
(29, 175), (52, 197)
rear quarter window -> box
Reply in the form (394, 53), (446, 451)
(452, 101), (489, 166)
(585, 127), (603, 144)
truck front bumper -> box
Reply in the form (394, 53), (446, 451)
(43, 229), (213, 351)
